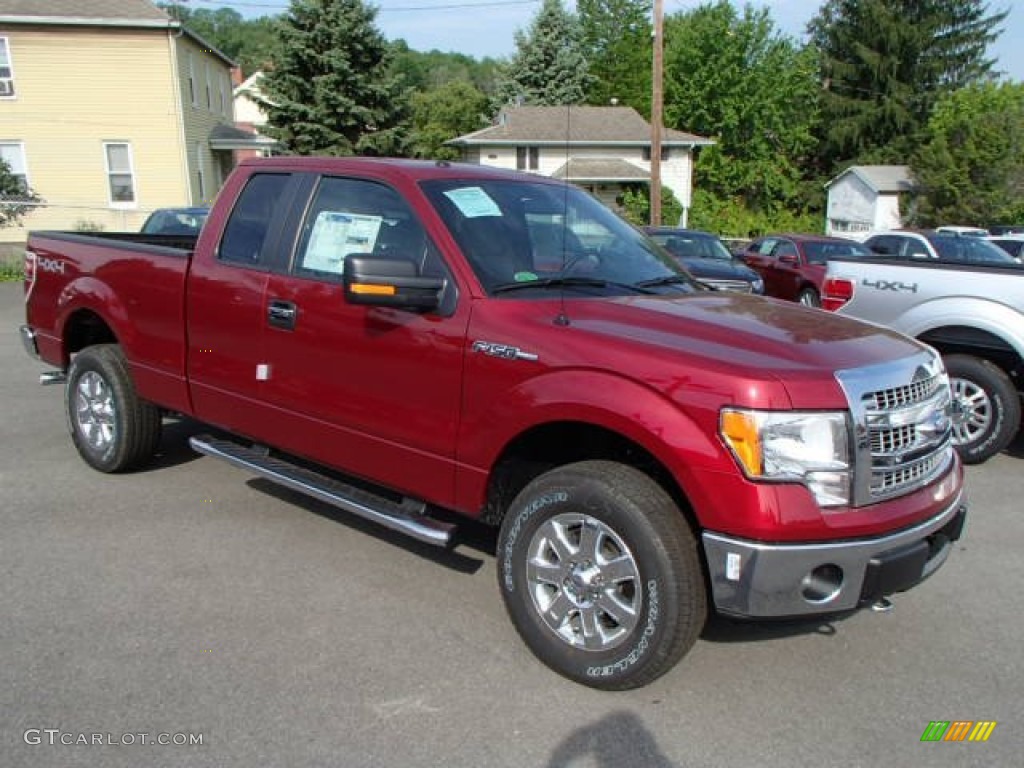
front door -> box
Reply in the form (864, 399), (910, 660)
(259, 174), (469, 507)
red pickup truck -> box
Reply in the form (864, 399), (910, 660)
(20, 157), (966, 689)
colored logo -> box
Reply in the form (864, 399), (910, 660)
(921, 721), (997, 742)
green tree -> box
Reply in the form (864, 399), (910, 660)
(495, 0), (593, 107)
(407, 81), (490, 160)
(578, 0), (652, 113)
(663, 2), (820, 231)
(260, 0), (405, 156)
(809, 0), (1007, 171)
(389, 42), (502, 96)
(160, 4), (280, 76)
(910, 81), (1024, 226)
(0, 159), (41, 228)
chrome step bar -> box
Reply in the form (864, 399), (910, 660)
(189, 435), (455, 547)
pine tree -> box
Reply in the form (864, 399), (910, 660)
(495, 0), (593, 107)
(260, 0), (405, 156)
(809, 0), (1006, 171)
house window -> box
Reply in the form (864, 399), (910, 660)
(205, 62), (212, 110)
(188, 53), (197, 107)
(0, 38), (15, 98)
(195, 142), (206, 202)
(516, 146), (539, 171)
(103, 142), (136, 205)
(642, 147), (670, 161)
(0, 141), (29, 194)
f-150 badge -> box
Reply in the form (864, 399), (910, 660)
(471, 340), (539, 362)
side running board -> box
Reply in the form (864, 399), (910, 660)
(189, 435), (455, 547)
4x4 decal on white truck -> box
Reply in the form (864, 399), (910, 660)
(862, 278), (918, 293)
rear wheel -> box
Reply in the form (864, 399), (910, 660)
(797, 287), (820, 307)
(66, 344), (162, 472)
(496, 460), (706, 690)
(944, 354), (1020, 464)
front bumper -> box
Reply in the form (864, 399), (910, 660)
(702, 492), (967, 618)
(19, 324), (40, 360)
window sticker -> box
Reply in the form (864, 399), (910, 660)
(302, 211), (382, 274)
(443, 186), (502, 218)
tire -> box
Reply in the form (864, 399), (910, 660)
(944, 354), (1020, 464)
(496, 460), (707, 690)
(797, 287), (820, 307)
(65, 344), (162, 472)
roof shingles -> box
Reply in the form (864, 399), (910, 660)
(0, 0), (169, 22)
(453, 106), (710, 146)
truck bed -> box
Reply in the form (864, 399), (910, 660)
(26, 230), (195, 413)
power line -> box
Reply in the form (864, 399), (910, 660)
(180, 0), (540, 14)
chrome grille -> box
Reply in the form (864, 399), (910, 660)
(871, 449), (948, 496)
(701, 279), (753, 293)
(866, 377), (942, 411)
(836, 352), (955, 506)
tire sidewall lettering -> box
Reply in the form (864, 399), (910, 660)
(501, 490), (568, 592)
(586, 579), (659, 679)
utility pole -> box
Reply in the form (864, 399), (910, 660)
(650, 0), (664, 226)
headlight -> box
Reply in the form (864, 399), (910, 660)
(720, 409), (851, 507)
(751, 277), (765, 294)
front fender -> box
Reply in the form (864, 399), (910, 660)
(454, 368), (731, 512)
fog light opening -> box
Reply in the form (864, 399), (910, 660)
(801, 564), (844, 604)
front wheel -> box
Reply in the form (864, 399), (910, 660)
(66, 344), (162, 472)
(944, 354), (1020, 464)
(496, 461), (707, 690)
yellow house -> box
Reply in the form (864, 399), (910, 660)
(0, 0), (272, 241)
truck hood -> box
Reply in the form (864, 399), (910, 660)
(566, 293), (926, 404)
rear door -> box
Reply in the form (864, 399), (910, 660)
(258, 174), (469, 507)
(186, 171), (303, 438)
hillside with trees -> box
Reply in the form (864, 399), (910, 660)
(164, 0), (1020, 232)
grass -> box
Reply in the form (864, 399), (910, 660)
(0, 263), (24, 282)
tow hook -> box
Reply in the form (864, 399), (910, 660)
(870, 597), (894, 613)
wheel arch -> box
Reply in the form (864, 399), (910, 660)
(918, 325), (1023, 384)
(478, 420), (700, 533)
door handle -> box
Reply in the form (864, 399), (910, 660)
(268, 299), (297, 330)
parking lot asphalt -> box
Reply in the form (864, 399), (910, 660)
(2, 280), (1022, 767)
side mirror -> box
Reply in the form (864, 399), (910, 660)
(343, 257), (444, 311)
(778, 253), (799, 266)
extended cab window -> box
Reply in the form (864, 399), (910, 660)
(219, 173), (291, 266)
(293, 176), (444, 282)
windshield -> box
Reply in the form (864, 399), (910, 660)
(647, 231), (733, 261)
(802, 241), (872, 264)
(932, 235), (1020, 265)
(420, 178), (700, 296)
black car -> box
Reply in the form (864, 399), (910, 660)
(643, 227), (765, 294)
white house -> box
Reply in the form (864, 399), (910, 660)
(447, 106), (712, 224)
(825, 165), (916, 238)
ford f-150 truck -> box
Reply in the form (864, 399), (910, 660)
(823, 256), (1023, 463)
(21, 157), (966, 690)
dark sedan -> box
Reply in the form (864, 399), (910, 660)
(643, 227), (764, 294)
(741, 234), (871, 307)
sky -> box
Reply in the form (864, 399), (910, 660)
(214, 0), (1024, 81)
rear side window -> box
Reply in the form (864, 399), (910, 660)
(219, 174), (291, 266)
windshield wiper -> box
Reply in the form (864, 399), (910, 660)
(491, 277), (656, 295)
(633, 274), (698, 290)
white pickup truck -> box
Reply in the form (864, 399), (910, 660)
(823, 258), (1024, 463)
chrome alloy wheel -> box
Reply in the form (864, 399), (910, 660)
(950, 376), (992, 447)
(525, 513), (642, 651)
(74, 371), (117, 453)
